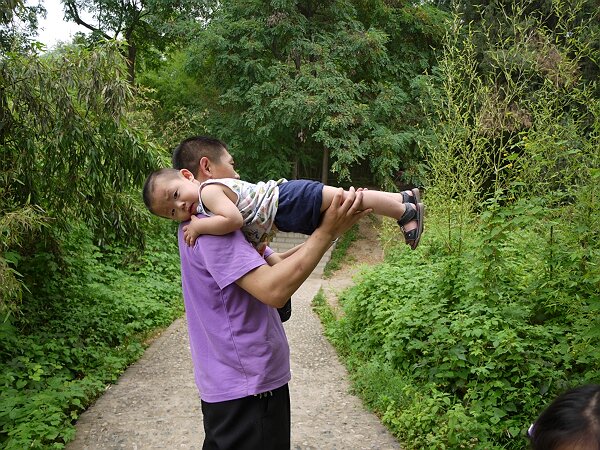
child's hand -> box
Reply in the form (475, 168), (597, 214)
(182, 215), (202, 247)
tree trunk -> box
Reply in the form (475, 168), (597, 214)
(321, 147), (329, 184)
(292, 155), (298, 180)
(126, 43), (136, 85)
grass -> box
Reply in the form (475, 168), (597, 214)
(322, 223), (359, 278)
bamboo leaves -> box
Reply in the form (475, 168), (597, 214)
(1, 42), (162, 313)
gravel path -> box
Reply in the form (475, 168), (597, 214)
(66, 220), (401, 449)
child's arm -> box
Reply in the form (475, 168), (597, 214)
(265, 243), (304, 265)
(182, 184), (244, 246)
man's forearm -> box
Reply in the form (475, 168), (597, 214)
(235, 228), (334, 307)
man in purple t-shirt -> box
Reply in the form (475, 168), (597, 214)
(171, 136), (369, 449)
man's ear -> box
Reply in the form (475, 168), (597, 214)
(180, 168), (194, 181)
(198, 156), (212, 178)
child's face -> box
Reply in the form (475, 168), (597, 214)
(211, 150), (239, 179)
(153, 171), (200, 222)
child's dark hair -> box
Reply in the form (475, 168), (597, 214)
(172, 136), (228, 176)
(529, 384), (600, 450)
(142, 168), (180, 215)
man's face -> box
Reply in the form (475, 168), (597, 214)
(210, 150), (240, 180)
(152, 172), (200, 222)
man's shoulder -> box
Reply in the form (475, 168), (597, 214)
(179, 225), (250, 255)
(179, 228), (267, 288)
(202, 178), (252, 188)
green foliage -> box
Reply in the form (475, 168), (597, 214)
(0, 0), (23, 24)
(311, 288), (336, 328)
(2, 43), (159, 234)
(323, 223), (359, 278)
(61, 0), (212, 82)
(0, 219), (182, 449)
(321, 210), (598, 448)
(142, 0), (446, 186)
(316, 2), (599, 448)
(422, 0), (599, 214)
(0, 42), (165, 314)
(0, 0), (43, 52)
(456, 0), (599, 94)
(137, 49), (210, 149)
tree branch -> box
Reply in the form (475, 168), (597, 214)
(63, 0), (113, 41)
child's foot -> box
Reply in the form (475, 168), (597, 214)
(401, 188), (420, 204)
(397, 202), (425, 250)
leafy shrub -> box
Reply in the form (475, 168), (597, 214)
(323, 223), (359, 277)
(0, 220), (182, 449)
(318, 202), (599, 449)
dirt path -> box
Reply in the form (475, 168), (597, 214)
(321, 216), (385, 315)
(66, 218), (400, 450)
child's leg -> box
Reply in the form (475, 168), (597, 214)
(320, 186), (424, 249)
(321, 186), (410, 219)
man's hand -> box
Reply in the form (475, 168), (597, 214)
(318, 187), (371, 241)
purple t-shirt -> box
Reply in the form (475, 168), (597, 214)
(178, 218), (291, 403)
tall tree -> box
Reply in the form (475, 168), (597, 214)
(0, 0), (44, 51)
(177, 0), (446, 186)
(61, 0), (213, 83)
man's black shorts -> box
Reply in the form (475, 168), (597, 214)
(201, 384), (290, 450)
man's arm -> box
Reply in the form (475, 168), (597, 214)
(264, 243), (304, 265)
(236, 187), (370, 307)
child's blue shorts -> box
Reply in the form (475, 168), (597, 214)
(275, 180), (324, 235)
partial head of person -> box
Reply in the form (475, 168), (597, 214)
(529, 384), (600, 450)
(172, 135), (239, 181)
(143, 168), (201, 222)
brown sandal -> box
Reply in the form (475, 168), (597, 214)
(397, 202), (425, 250)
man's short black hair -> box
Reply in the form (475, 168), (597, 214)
(172, 136), (228, 177)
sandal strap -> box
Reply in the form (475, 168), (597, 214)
(403, 227), (419, 241)
(397, 203), (417, 227)
(400, 188), (420, 204)
(398, 202), (425, 250)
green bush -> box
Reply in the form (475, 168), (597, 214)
(0, 220), (183, 449)
(318, 206), (599, 448)
(323, 223), (359, 278)
(315, 2), (599, 444)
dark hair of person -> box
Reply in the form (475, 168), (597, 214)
(530, 384), (600, 450)
(142, 168), (180, 214)
(172, 136), (228, 176)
